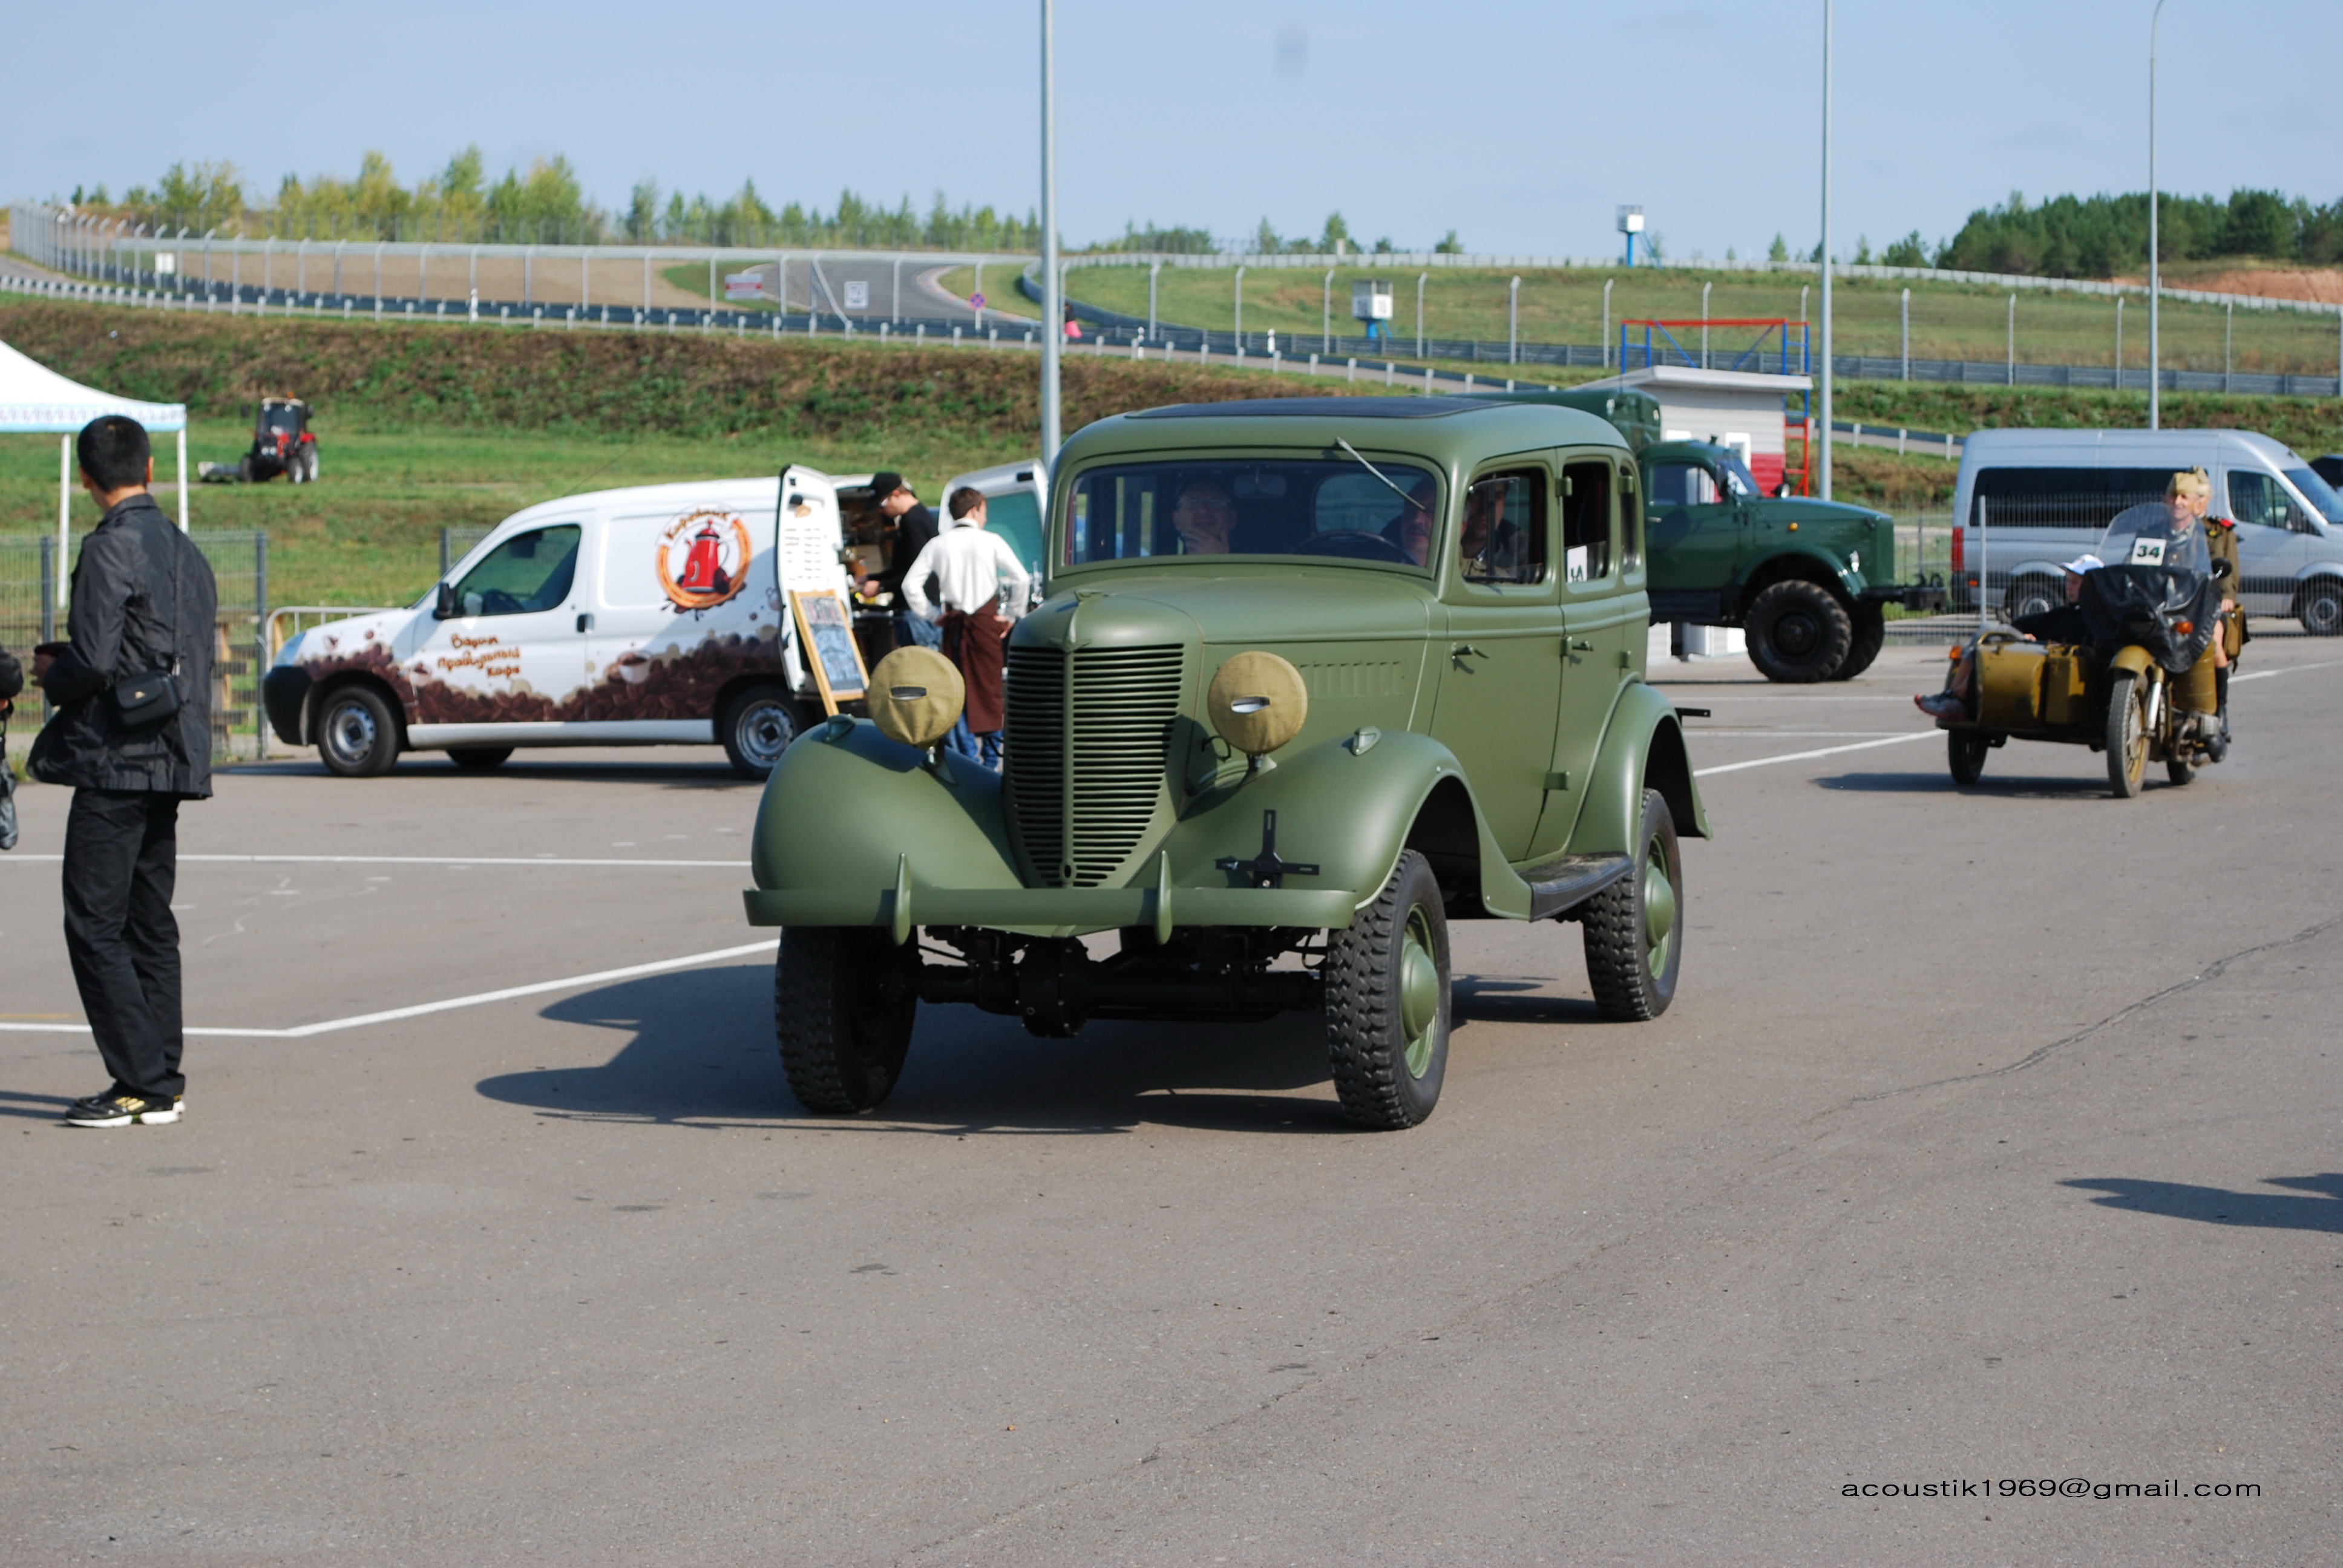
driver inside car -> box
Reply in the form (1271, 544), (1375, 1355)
(1459, 475), (1526, 580)
(1170, 476), (1237, 555)
(1381, 477), (1437, 566)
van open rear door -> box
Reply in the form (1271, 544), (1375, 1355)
(777, 466), (850, 699)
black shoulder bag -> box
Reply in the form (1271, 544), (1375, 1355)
(113, 523), (186, 728)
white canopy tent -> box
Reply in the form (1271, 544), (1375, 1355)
(0, 338), (188, 610)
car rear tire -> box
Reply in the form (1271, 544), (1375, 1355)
(775, 927), (920, 1114)
(447, 746), (512, 770)
(314, 684), (399, 777)
(1582, 789), (1683, 1022)
(1948, 730), (1990, 786)
(2297, 578), (2343, 636)
(1745, 580), (1853, 683)
(2105, 670), (2149, 799)
(722, 684), (801, 781)
(1832, 601), (1886, 681)
(1323, 849), (1450, 1129)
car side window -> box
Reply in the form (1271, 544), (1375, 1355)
(1459, 469), (1548, 586)
(2227, 471), (2306, 533)
(454, 525), (582, 616)
(1650, 462), (1720, 508)
(1561, 460), (1613, 583)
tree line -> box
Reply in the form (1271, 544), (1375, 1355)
(1878, 188), (2343, 277)
(64, 151), (1043, 252)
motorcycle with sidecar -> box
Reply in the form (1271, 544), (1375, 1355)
(1937, 501), (2229, 798)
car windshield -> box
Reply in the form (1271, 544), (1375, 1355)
(2282, 466), (2343, 525)
(1064, 459), (1441, 570)
(2097, 501), (2211, 575)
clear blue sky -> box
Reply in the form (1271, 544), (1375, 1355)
(11, 0), (2338, 258)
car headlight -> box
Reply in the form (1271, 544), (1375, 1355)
(1208, 651), (1308, 762)
(867, 646), (965, 751)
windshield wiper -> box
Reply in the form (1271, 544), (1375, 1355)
(1334, 439), (1421, 511)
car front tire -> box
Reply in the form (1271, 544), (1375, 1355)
(1746, 580), (1853, 683)
(775, 927), (920, 1114)
(1581, 789), (1683, 1021)
(1324, 849), (1450, 1129)
(315, 684), (400, 777)
(2298, 579), (2343, 637)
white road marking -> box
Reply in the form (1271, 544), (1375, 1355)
(0, 854), (750, 867)
(0, 939), (779, 1038)
(1694, 731), (1936, 777)
(2232, 658), (2343, 683)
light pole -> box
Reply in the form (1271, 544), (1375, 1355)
(1509, 275), (1521, 364)
(1040, 0), (1063, 461)
(1602, 277), (1613, 370)
(1234, 264), (1245, 345)
(1817, 0), (1834, 501)
(1901, 287), (1911, 381)
(1415, 272), (1427, 359)
(2148, 0), (2169, 430)
(1148, 261), (1159, 341)
(1323, 268), (1334, 353)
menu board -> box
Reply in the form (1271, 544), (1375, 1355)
(790, 589), (868, 714)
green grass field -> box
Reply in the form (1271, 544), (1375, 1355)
(1059, 263), (2342, 378)
(6, 295), (2340, 607)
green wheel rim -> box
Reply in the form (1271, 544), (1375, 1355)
(1399, 904), (1441, 1079)
(1642, 839), (1677, 975)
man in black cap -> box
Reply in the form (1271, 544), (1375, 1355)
(853, 472), (942, 650)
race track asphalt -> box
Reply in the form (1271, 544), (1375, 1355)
(0, 641), (2335, 1566)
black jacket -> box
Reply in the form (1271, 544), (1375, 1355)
(31, 493), (217, 797)
(873, 503), (939, 599)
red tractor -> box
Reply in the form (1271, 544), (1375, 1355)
(239, 397), (320, 483)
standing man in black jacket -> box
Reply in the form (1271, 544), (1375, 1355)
(30, 416), (217, 1129)
(852, 472), (942, 650)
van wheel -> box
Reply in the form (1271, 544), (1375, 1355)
(722, 684), (800, 780)
(1324, 850), (1450, 1129)
(1832, 602), (1886, 681)
(2007, 574), (2061, 622)
(447, 746), (511, 770)
(775, 927), (920, 1114)
(2298, 579), (2343, 636)
(1582, 789), (1682, 1021)
(1746, 580), (1853, 682)
(315, 685), (399, 777)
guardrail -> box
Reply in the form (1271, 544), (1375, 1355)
(266, 606), (396, 658)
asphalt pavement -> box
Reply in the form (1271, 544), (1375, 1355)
(1, 641), (2336, 1566)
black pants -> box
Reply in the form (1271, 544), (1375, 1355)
(62, 789), (185, 1100)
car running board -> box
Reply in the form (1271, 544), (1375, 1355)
(1518, 853), (1634, 921)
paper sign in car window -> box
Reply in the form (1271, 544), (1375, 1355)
(2129, 537), (2168, 566)
(1565, 544), (1590, 583)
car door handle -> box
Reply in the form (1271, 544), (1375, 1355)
(576, 613), (594, 633)
(1568, 638), (1595, 652)
(1449, 643), (1490, 665)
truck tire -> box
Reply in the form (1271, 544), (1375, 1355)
(722, 683), (800, 780)
(315, 684), (399, 777)
(1832, 601), (1886, 681)
(1323, 849), (1450, 1129)
(2297, 578), (2343, 636)
(1745, 580), (1853, 683)
(1948, 730), (1990, 786)
(775, 927), (920, 1114)
(237, 454), (255, 484)
(1581, 789), (1682, 1022)
(447, 746), (512, 770)
(2105, 670), (2149, 799)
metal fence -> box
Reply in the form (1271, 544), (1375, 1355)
(1, 530), (271, 760)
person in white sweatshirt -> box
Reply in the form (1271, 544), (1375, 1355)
(902, 488), (1033, 763)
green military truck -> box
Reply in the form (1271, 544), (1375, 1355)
(744, 396), (1708, 1129)
(1484, 388), (1942, 682)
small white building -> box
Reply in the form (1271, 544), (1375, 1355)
(1572, 365), (1811, 495)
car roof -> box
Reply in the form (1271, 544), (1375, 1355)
(1960, 428), (2301, 465)
(1072, 396), (1625, 462)
(495, 476), (783, 531)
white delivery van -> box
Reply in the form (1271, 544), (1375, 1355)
(264, 468), (871, 779)
(936, 457), (1047, 597)
(1950, 429), (2343, 633)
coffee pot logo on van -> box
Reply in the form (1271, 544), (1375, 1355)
(658, 509), (753, 612)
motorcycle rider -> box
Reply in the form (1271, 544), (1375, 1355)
(2193, 470), (2246, 740)
(2159, 469), (2226, 743)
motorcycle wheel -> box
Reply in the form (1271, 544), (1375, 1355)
(1947, 730), (1990, 786)
(2104, 670), (2149, 799)
(2166, 754), (2195, 786)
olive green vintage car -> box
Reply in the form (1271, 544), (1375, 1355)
(744, 397), (1709, 1128)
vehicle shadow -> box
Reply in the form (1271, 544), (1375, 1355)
(2062, 1174), (2343, 1235)
(1816, 769), (2116, 797)
(230, 757), (747, 790)
(1453, 974), (1602, 1025)
(474, 961), (1352, 1135)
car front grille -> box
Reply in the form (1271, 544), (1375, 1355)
(1004, 644), (1185, 887)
